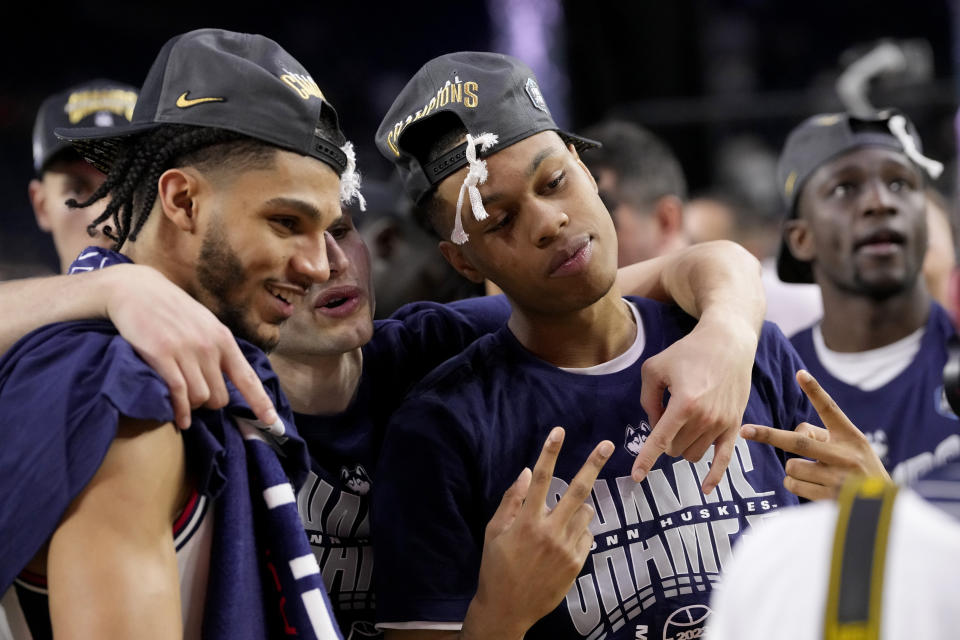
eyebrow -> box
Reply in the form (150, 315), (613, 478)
(527, 146), (557, 177)
(479, 145), (561, 208)
(264, 197), (324, 222)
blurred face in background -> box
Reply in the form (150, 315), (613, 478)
(28, 157), (112, 272)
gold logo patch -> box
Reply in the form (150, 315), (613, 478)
(65, 89), (137, 123)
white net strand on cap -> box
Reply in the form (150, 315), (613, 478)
(339, 141), (367, 211)
(888, 115), (944, 180)
(452, 132), (499, 244)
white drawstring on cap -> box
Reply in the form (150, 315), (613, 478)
(452, 132), (499, 244)
(339, 141), (367, 211)
(888, 115), (944, 180)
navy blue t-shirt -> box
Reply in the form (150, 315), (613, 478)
(791, 302), (960, 483)
(372, 297), (815, 639)
(295, 296), (510, 636)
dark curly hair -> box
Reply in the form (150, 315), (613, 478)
(68, 124), (277, 249)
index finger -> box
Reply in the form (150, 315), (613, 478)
(524, 426), (566, 512)
(221, 346), (279, 427)
(631, 405), (683, 482)
(551, 440), (614, 522)
(740, 423), (852, 466)
(796, 370), (858, 435)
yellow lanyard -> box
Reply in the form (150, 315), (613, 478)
(824, 476), (899, 640)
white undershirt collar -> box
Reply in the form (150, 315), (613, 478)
(813, 323), (925, 391)
(560, 300), (646, 375)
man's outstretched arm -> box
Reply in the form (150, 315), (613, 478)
(47, 417), (186, 639)
(0, 267), (278, 429)
(617, 240), (766, 493)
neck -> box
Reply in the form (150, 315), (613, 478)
(269, 348), (363, 415)
(507, 286), (636, 367)
(819, 279), (931, 352)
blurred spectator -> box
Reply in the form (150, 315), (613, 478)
(26, 80), (138, 274)
(580, 119), (689, 265)
(922, 186), (957, 318)
(354, 177), (482, 318)
(777, 109), (957, 485)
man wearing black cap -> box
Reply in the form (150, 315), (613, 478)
(0, 47), (784, 640)
(0, 28), (347, 639)
(369, 51), (818, 640)
(27, 79), (138, 274)
(755, 110), (960, 492)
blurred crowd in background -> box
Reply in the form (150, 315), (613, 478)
(2, 0), (958, 322)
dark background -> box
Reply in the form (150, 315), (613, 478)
(2, 0), (957, 274)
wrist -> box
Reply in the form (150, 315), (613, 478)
(460, 593), (528, 640)
(698, 305), (762, 347)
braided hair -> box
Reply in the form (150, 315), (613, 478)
(69, 125), (276, 249)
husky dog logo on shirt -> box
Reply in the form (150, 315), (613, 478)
(340, 464), (372, 496)
(623, 421), (652, 457)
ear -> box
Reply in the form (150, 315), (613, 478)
(156, 168), (203, 232)
(653, 195), (684, 237)
(439, 240), (485, 284)
(568, 143), (598, 192)
(784, 218), (816, 262)
(28, 179), (52, 232)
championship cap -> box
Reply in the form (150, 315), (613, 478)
(376, 51), (598, 243)
(32, 79), (138, 175)
(56, 28), (364, 206)
(776, 109), (943, 283)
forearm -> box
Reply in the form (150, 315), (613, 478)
(0, 270), (115, 353)
(616, 240), (765, 333)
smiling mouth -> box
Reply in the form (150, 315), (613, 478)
(265, 284), (303, 307)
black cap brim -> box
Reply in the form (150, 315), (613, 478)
(558, 130), (601, 153)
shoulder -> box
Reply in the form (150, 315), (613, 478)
(715, 499), (836, 602)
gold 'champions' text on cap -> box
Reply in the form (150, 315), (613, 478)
(279, 69), (325, 101)
(385, 77), (480, 156)
(65, 89), (137, 123)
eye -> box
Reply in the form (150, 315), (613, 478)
(888, 177), (911, 193)
(546, 171), (566, 190)
(329, 222), (352, 240)
(271, 216), (299, 231)
(831, 182), (854, 198)
(485, 211), (515, 233)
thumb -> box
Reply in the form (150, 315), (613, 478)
(640, 358), (668, 428)
(485, 467), (532, 540)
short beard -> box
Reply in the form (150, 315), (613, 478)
(196, 222), (278, 352)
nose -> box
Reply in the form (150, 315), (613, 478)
(324, 231), (349, 277)
(289, 232), (330, 286)
(529, 206), (569, 248)
(861, 179), (898, 218)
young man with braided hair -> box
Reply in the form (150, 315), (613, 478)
(0, 28), (350, 639)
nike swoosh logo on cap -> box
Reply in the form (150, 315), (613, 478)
(176, 92), (226, 108)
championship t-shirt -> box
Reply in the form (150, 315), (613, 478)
(373, 297), (815, 639)
(295, 296), (510, 637)
(791, 302), (960, 483)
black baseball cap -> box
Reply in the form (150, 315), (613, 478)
(56, 28), (348, 177)
(376, 51), (599, 205)
(33, 79), (138, 175)
(775, 109), (937, 283)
